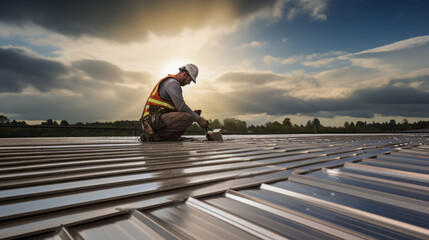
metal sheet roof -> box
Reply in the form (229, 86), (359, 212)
(0, 134), (428, 239)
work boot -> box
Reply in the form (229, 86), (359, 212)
(139, 133), (154, 142)
(140, 120), (154, 142)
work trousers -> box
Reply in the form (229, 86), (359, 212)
(153, 112), (194, 141)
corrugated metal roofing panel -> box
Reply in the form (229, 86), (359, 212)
(69, 211), (181, 240)
(0, 134), (428, 239)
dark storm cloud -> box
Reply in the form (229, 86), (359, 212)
(72, 60), (124, 82)
(210, 74), (429, 118)
(0, 0), (278, 42)
(0, 47), (69, 93)
(0, 49), (152, 121)
(0, 47), (152, 93)
(389, 75), (429, 90)
(72, 59), (152, 84)
(350, 86), (429, 105)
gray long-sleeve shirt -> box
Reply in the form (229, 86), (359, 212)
(158, 78), (199, 121)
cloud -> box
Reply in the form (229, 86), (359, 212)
(201, 82), (429, 118)
(216, 71), (285, 85)
(353, 35), (429, 54)
(263, 55), (302, 65)
(285, 0), (328, 21)
(236, 41), (267, 49)
(0, 0), (332, 88)
(261, 38), (429, 100)
(302, 57), (336, 67)
(304, 0), (329, 21)
(72, 60), (125, 83)
(0, 46), (153, 121)
(0, 86), (146, 122)
(0, 0), (284, 42)
(0, 47), (69, 93)
(313, 66), (381, 98)
(10, 72), (423, 122)
(0, 46), (153, 92)
(264, 51), (346, 67)
(341, 35), (429, 72)
(0, 0), (330, 44)
(389, 72), (429, 90)
(301, 36), (429, 93)
(72, 59), (152, 85)
(3, 2), (428, 124)
(260, 36), (429, 106)
(206, 63), (429, 119)
(215, 70), (320, 92)
(353, 75), (429, 103)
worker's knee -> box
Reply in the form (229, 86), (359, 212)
(181, 112), (195, 125)
(161, 112), (195, 127)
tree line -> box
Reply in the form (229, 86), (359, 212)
(1, 114), (428, 137)
(0, 115), (139, 137)
(185, 117), (428, 134)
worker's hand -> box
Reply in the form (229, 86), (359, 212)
(197, 117), (209, 128)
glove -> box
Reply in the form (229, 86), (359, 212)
(197, 117), (209, 128)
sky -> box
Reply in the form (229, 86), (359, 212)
(1, 0), (429, 126)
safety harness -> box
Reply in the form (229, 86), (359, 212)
(140, 75), (178, 132)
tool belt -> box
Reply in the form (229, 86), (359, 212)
(141, 105), (173, 131)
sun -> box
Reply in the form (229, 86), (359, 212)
(161, 59), (192, 75)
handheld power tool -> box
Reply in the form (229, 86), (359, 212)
(194, 109), (223, 141)
(205, 127), (223, 141)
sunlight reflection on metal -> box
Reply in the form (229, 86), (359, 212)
(0, 134), (428, 239)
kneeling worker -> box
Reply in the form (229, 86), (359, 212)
(140, 63), (209, 141)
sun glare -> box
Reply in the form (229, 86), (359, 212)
(161, 60), (191, 75)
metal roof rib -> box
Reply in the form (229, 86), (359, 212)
(0, 134), (428, 239)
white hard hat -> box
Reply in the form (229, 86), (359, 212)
(181, 63), (198, 83)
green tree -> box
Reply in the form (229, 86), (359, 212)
(0, 115), (10, 125)
(60, 120), (69, 126)
(209, 119), (223, 129)
(389, 119), (396, 132)
(344, 121), (349, 128)
(223, 118), (247, 132)
(282, 118), (292, 126)
(312, 118), (321, 127)
(356, 121), (366, 131)
(349, 122), (356, 131)
(265, 121), (283, 132)
(41, 119), (58, 126)
(312, 118), (321, 133)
